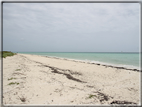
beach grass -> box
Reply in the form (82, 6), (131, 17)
(16, 69), (21, 71)
(8, 77), (17, 81)
(87, 94), (97, 99)
(8, 82), (19, 85)
(2, 51), (16, 58)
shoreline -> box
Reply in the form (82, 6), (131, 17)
(18, 52), (140, 70)
(45, 56), (141, 72)
(24, 53), (140, 72)
(3, 53), (141, 105)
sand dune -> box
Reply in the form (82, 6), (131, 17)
(3, 54), (141, 106)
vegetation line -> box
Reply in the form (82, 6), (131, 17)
(2, 51), (17, 58)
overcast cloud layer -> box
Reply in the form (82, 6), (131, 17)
(3, 3), (140, 52)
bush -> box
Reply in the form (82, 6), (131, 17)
(2, 51), (16, 58)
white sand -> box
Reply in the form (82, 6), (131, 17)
(3, 54), (141, 105)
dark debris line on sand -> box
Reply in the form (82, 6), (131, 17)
(110, 100), (138, 107)
(34, 61), (86, 83)
(51, 68), (86, 83)
(110, 100), (137, 104)
(91, 63), (141, 72)
(96, 91), (110, 102)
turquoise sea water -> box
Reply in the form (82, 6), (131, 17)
(19, 52), (140, 70)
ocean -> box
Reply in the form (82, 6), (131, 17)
(19, 52), (140, 70)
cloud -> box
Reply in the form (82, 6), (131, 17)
(4, 3), (139, 32)
(3, 3), (140, 52)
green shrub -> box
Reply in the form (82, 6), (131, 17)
(2, 51), (16, 58)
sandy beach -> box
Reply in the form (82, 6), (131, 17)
(3, 53), (141, 105)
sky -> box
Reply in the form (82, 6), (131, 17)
(3, 3), (140, 52)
